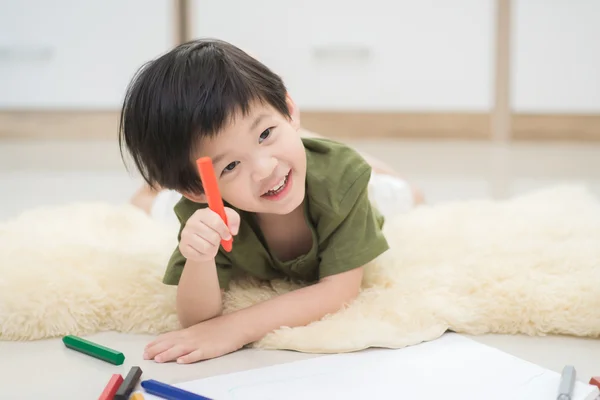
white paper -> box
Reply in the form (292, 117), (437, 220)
(140, 333), (599, 400)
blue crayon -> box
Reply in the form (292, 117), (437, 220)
(141, 379), (213, 400)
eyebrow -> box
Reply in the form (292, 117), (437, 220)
(212, 153), (226, 166)
(211, 113), (271, 166)
(250, 113), (269, 131)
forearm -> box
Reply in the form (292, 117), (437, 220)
(176, 259), (223, 327)
(222, 272), (361, 344)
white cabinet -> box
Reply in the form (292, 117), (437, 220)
(189, 0), (495, 112)
(511, 0), (600, 113)
(0, 0), (175, 109)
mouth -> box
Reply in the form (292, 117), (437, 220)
(261, 170), (291, 198)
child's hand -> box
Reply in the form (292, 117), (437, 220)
(179, 207), (240, 262)
(143, 315), (246, 364)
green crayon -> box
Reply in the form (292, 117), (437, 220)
(62, 335), (125, 365)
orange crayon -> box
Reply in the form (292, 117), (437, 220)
(196, 157), (233, 252)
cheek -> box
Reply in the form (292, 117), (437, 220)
(221, 175), (253, 205)
(280, 138), (305, 163)
(293, 146), (307, 169)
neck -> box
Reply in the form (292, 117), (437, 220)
(255, 199), (305, 226)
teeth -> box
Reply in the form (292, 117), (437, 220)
(269, 178), (286, 192)
(264, 174), (288, 195)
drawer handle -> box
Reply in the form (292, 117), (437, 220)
(0, 46), (54, 62)
(311, 45), (372, 60)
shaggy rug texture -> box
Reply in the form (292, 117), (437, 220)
(1, 185), (599, 353)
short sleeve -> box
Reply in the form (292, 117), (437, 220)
(317, 169), (390, 279)
(161, 198), (235, 290)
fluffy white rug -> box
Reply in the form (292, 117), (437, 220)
(1, 186), (599, 354)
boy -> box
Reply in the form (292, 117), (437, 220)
(119, 38), (421, 364)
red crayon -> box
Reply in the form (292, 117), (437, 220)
(196, 157), (233, 252)
(98, 374), (124, 400)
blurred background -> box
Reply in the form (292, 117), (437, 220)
(0, 0), (599, 220)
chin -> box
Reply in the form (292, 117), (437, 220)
(284, 192), (305, 214)
(267, 191), (304, 215)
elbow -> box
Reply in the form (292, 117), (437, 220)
(321, 267), (364, 306)
(327, 281), (361, 314)
(177, 305), (223, 329)
(340, 282), (361, 305)
(176, 291), (223, 328)
(178, 316), (196, 330)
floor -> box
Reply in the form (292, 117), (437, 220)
(1, 137), (600, 398)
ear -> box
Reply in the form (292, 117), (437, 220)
(181, 191), (207, 204)
(286, 93), (301, 130)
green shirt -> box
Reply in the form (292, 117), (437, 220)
(163, 137), (390, 289)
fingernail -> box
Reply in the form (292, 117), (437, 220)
(177, 358), (184, 364)
(143, 352), (149, 360)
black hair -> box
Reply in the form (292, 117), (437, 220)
(118, 38), (290, 194)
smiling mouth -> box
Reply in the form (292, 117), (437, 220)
(261, 171), (291, 197)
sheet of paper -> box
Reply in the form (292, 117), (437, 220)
(140, 333), (599, 400)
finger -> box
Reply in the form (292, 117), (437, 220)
(203, 209), (233, 240)
(176, 348), (205, 364)
(224, 208), (240, 236)
(144, 338), (176, 360)
(144, 332), (173, 351)
(180, 243), (204, 260)
(187, 233), (215, 254)
(194, 223), (222, 247)
(154, 344), (194, 363)
(183, 223), (221, 250)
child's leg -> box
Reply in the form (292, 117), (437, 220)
(149, 189), (183, 226)
(299, 128), (424, 210)
(130, 184), (160, 214)
(130, 184), (182, 226)
(368, 172), (424, 218)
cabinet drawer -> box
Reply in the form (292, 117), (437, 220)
(0, 0), (175, 109)
(190, 0), (495, 111)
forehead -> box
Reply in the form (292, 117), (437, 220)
(217, 101), (280, 138)
(228, 101), (278, 129)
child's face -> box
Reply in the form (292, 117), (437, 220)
(193, 99), (306, 216)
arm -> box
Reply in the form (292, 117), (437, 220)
(172, 207), (241, 328)
(145, 266), (364, 363)
(176, 259), (223, 327)
(219, 267), (363, 343)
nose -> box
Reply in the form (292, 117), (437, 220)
(251, 156), (278, 182)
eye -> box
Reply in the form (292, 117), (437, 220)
(222, 161), (239, 174)
(258, 128), (271, 143)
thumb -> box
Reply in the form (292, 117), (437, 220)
(224, 207), (240, 236)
